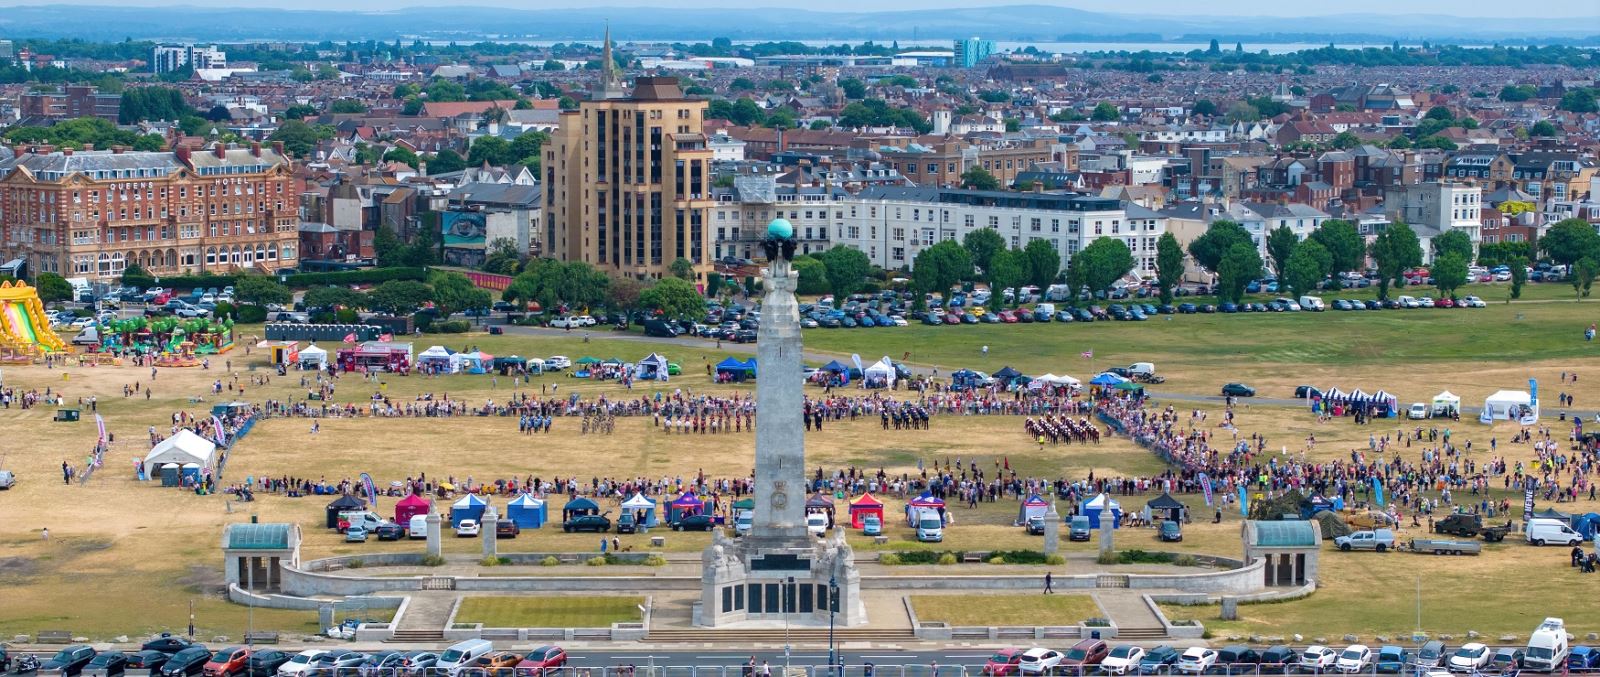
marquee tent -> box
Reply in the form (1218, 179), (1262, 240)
(622, 493), (659, 527)
(993, 366), (1024, 384)
(635, 353), (671, 380)
(506, 494), (548, 528)
(325, 494), (366, 529)
(1482, 390), (1535, 422)
(417, 346), (459, 373)
(562, 496), (600, 521)
(449, 494), (488, 527)
(144, 430), (217, 481)
(458, 351), (493, 375)
(1432, 391), (1462, 416)
(1090, 372), (1128, 386)
(716, 357), (756, 382)
(1146, 492), (1186, 523)
(668, 491), (707, 523)
(297, 344), (328, 369)
(1032, 373), (1081, 388)
(1015, 493), (1050, 525)
(863, 358), (897, 388)
(394, 493), (431, 525)
(1572, 513), (1600, 540)
(1080, 493), (1123, 529)
(849, 493), (885, 529)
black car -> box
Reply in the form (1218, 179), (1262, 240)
(1138, 646), (1181, 675)
(1221, 383), (1256, 397)
(42, 646), (97, 677)
(496, 520), (520, 539)
(83, 653), (128, 677)
(1199, 304), (1216, 313)
(1258, 646), (1296, 674)
(1213, 645), (1260, 674)
(159, 649), (209, 677)
(142, 638), (199, 656)
(563, 514), (612, 533)
(244, 652), (290, 677)
(124, 651), (171, 676)
(357, 652), (406, 674)
(1293, 385), (1323, 399)
(309, 651), (367, 677)
(673, 514), (714, 531)
(374, 523), (405, 541)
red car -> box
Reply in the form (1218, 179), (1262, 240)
(998, 310), (1019, 323)
(513, 646), (568, 676)
(1061, 639), (1110, 669)
(202, 648), (251, 677)
(984, 648), (1025, 676)
(1437, 298), (1455, 308)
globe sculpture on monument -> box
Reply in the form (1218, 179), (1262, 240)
(698, 219), (864, 627)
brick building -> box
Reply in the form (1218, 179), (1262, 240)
(18, 85), (121, 123)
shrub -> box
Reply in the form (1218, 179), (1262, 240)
(419, 554), (446, 567)
(1045, 554), (1066, 566)
(428, 320), (471, 333)
(235, 304), (268, 323)
(585, 556), (607, 566)
(1096, 551), (1121, 565)
(893, 550), (954, 565)
(1174, 554), (1199, 567)
(644, 554), (667, 567)
(213, 301), (236, 320)
(987, 555), (1006, 565)
(540, 556), (561, 567)
(937, 553), (958, 565)
(334, 308), (360, 323)
(480, 556), (510, 567)
(878, 553), (902, 565)
(284, 267), (427, 288)
(1118, 549), (1176, 564)
(1084, 617), (1112, 627)
(345, 558), (364, 569)
(991, 550), (1049, 564)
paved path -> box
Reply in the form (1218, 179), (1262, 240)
(392, 591), (459, 631)
(1090, 590), (1165, 632)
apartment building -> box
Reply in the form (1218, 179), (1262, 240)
(18, 85), (121, 123)
(876, 138), (1056, 189)
(0, 143), (297, 282)
(152, 44), (227, 74)
(1384, 181), (1484, 247)
(711, 175), (848, 262)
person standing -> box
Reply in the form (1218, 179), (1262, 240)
(1043, 572), (1054, 594)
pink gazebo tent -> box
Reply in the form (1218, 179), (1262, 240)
(849, 493), (885, 529)
(394, 493), (431, 525)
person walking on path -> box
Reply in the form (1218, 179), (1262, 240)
(1043, 572), (1054, 594)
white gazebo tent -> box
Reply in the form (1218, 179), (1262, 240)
(1432, 391), (1461, 416)
(297, 344), (328, 369)
(1481, 390), (1535, 423)
(417, 345), (459, 373)
(863, 358), (897, 388)
(143, 429), (217, 479)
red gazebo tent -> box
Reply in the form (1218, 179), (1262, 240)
(394, 493), (432, 525)
(849, 493), (885, 529)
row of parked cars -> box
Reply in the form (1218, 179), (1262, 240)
(983, 639), (1536, 676)
(3, 637), (569, 677)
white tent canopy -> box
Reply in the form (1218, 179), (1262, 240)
(1482, 390), (1535, 422)
(1432, 391), (1461, 413)
(143, 429), (217, 474)
(298, 344), (328, 367)
(1038, 373), (1081, 386)
(863, 357), (897, 386)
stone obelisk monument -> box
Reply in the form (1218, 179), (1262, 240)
(698, 218), (863, 627)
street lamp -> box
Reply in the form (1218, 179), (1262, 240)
(828, 574), (840, 677)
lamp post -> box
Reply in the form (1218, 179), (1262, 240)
(828, 574), (840, 677)
(784, 576), (794, 675)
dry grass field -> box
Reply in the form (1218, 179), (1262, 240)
(3, 312), (1600, 639)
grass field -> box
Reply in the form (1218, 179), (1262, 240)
(4, 294), (1600, 639)
(452, 596), (644, 628)
(910, 594), (1103, 627)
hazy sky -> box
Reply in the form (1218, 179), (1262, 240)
(3, 0), (1595, 17)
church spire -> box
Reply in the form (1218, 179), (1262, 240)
(598, 21), (624, 99)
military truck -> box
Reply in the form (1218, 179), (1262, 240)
(1433, 513), (1513, 541)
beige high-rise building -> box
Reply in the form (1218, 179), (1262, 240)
(543, 31), (715, 281)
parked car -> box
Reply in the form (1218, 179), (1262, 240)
(1215, 646), (1260, 674)
(1258, 646), (1296, 674)
(1177, 648), (1217, 674)
(469, 651), (523, 672)
(243, 652), (289, 677)
(125, 651), (172, 677)
(563, 514), (611, 533)
(512, 646), (567, 676)
(983, 649), (1026, 677)
(1138, 647), (1181, 675)
(1488, 648), (1523, 672)
(1068, 515), (1092, 541)
(1157, 520), (1183, 542)
(1017, 648), (1064, 675)
(675, 514), (715, 532)
(1300, 646), (1337, 672)
(42, 647), (98, 677)
(495, 520), (520, 539)
(1336, 645), (1373, 673)
(1567, 647), (1600, 671)
(1448, 644), (1489, 672)
(374, 523), (405, 541)
(1334, 529), (1396, 552)
(1061, 640), (1109, 670)
(455, 520), (480, 537)
(1220, 383), (1256, 397)
(273, 651), (326, 677)
(83, 653), (128, 677)
(1414, 641), (1448, 669)
(1101, 646), (1146, 675)
(343, 525), (368, 543)
(160, 649), (211, 677)
(1375, 647), (1412, 673)
(142, 637), (199, 656)
(202, 647), (250, 677)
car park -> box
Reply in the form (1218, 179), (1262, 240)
(983, 649), (1025, 677)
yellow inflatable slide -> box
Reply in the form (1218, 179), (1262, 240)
(0, 280), (67, 355)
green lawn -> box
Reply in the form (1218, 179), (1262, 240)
(452, 596), (645, 628)
(911, 594), (1103, 626)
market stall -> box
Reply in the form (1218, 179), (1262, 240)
(417, 346), (459, 373)
(562, 496), (600, 521)
(394, 493), (431, 525)
(622, 493), (659, 527)
(635, 353), (671, 381)
(863, 358), (897, 389)
(1482, 390), (1536, 423)
(1015, 493), (1050, 525)
(806, 492), (837, 529)
(449, 494), (488, 527)
(1146, 492), (1186, 523)
(506, 493), (547, 528)
(905, 491), (948, 526)
(849, 493), (885, 529)
(668, 491), (707, 523)
(143, 429), (216, 486)
(297, 344), (328, 370)
(325, 494), (367, 529)
(715, 357), (756, 383)
(1432, 391), (1462, 417)
(1080, 493), (1122, 529)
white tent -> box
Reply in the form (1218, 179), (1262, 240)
(143, 429), (217, 476)
(863, 358), (897, 387)
(635, 353), (670, 381)
(417, 346), (459, 373)
(1482, 390), (1535, 423)
(1432, 391), (1461, 415)
(298, 344), (328, 368)
(1039, 373), (1081, 387)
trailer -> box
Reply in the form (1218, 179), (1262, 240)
(1407, 538), (1482, 555)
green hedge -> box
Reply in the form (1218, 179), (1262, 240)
(235, 304), (268, 323)
(427, 320), (471, 333)
(155, 267), (427, 290)
(885, 549), (1049, 565)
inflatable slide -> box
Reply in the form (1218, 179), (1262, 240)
(0, 280), (66, 355)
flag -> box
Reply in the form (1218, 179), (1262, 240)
(361, 472), (378, 508)
(1238, 486), (1249, 516)
(1003, 456), (1010, 470)
(1372, 476), (1386, 507)
(343, 333), (357, 344)
(1199, 472), (1214, 507)
(1081, 350), (1093, 359)
(380, 333), (393, 342)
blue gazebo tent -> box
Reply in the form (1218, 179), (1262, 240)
(562, 496), (600, 521)
(716, 357), (756, 382)
(622, 493), (659, 527)
(1016, 493), (1050, 525)
(449, 493), (488, 527)
(1090, 372), (1128, 386)
(1080, 493), (1122, 529)
(506, 494), (547, 528)
(1572, 513), (1600, 540)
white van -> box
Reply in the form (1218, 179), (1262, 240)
(338, 510), (385, 533)
(1128, 362), (1156, 377)
(1299, 295), (1326, 311)
(1035, 302), (1056, 316)
(915, 510), (944, 543)
(1526, 518), (1583, 546)
(436, 639), (493, 674)
(806, 512), (828, 537)
(1526, 618), (1570, 671)
(408, 514), (428, 539)
(1397, 295), (1419, 308)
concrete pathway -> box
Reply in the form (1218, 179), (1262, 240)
(1089, 591), (1165, 632)
(392, 592), (459, 631)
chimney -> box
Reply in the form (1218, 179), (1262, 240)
(62, 147), (72, 156)
(250, 142), (261, 157)
(176, 146), (192, 164)
(111, 145), (126, 155)
(82, 143), (93, 152)
(213, 143), (227, 159)
(272, 141), (285, 156)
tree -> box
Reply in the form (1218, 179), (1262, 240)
(204, 105), (232, 122)
(1214, 243), (1262, 304)
(382, 146), (419, 169)
(816, 246), (873, 298)
(962, 229), (1006, 281)
(1187, 220), (1253, 272)
(1091, 102), (1120, 121)
(303, 286), (366, 311)
(1064, 238), (1135, 296)
(1509, 256), (1529, 300)
(427, 149), (466, 175)
(1432, 229), (1474, 264)
(1370, 222), (1423, 300)
(120, 263), (155, 290)
(283, 104), (317, 120)
(1529, 120), (1559, 137)
(1264, 225), (1298, 277)
(365, 279), (434, 315)
(792, 255), (830, 295)
(960, 166), (1000, 191)
(1283, 240), (1332, 299)
(1559, 89), (1598, 114)
(911, 240), (972, 299)
(705, 272), (723, 298)
(1431, 252), (1469, 298)
(1329, 131), (1360, 149)
(267, 120), (321, 158)
(1022, 239), (1061, 289)
(508, 131), (548, 169)
(482, 237), (522, 275)
(1541, 218), (1600, 266)
(638, 277), (705, 320)
(1576, 257), (1600, 299)
(1192, 99), (1217, 117)
(837, 77), (866, 99)
(329, 99), (366, 114)
(501, 259), (610, 312)
(1309, 219), (1365, 274)
(543, 59), (565, 71)
(429, 271), (491, 317)
(467, 136), (513, 167)
(987, 249), (1028, 308)
(34, 272), (72, 303)
(606, 276), (645, 314)
(233, 275), (292, 306)
(668, 257), (695, 281)
(1155, 232), (1184, 304)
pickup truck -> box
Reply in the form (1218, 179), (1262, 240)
(1407, 538), (1481, 555)
(1334, 529), (1395, 552)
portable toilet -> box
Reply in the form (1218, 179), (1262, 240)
(160, 463), (180, 487)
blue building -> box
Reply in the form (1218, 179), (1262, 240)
(954, 37), (996, 68)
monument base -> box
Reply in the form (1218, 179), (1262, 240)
(699, 527), (865, 627)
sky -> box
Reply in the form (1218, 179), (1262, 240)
(2, 0), (1595, 17)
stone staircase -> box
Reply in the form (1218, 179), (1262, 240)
(387, 629), (447, 643)
(648, 628), (916, 644)
(1114, 627), (1167, 640)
